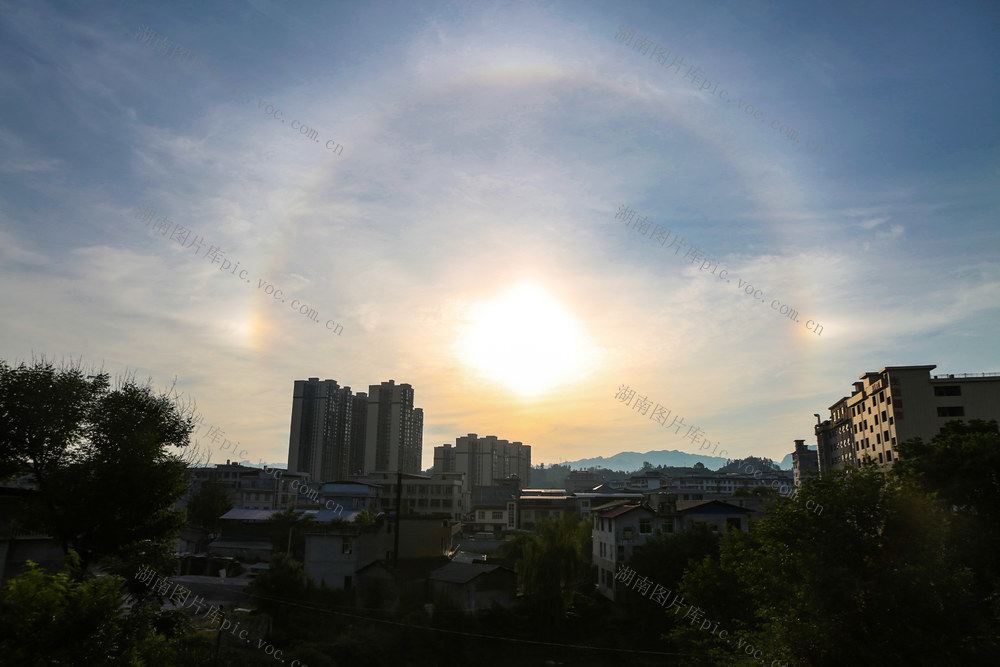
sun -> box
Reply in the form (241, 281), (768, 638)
(455, 283), (592, 397)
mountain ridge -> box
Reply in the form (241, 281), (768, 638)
(545, 448), (794, 471)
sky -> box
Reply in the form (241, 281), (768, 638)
(1, 0), (998, 471)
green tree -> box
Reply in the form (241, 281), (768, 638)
(0, 558), (177, 665)
(247, 552), (311, 630)
(893, 419), (1000, 626)
(670, 467), (992, 665)
(264, 508), (316, 560)
(714, 456), (780, 474)
(0, 359), (192, 574)
(186, 480), (233, 533)
(517, 515), (592, 630)
(628, 522), (720, 594)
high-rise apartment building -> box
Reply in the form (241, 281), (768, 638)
(365, 381), (423, 475)
(433, 433), (531, 495)
(815, 365), (1000, 473)
(288, 378), (423, 482)
(287, 378), (358, 483)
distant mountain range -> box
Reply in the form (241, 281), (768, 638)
(548, 449), (793, 472)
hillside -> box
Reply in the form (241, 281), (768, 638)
(551, 448), (729, 471)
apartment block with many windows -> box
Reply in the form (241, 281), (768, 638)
(433, 433), (531, 496)
(288, 378), (424, 483)
(815, 365), (1000, 472)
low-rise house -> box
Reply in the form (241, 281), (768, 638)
(348, 472), (468, 521)
(317, 482), (379, 514)
(428, 561), (518, 613)
(354, 557), (451, 611)
(571, 484), (644, 517)
(676, 500), (754, 534)
(186, 461), (318, 511)
(303, 515), (459, 590)
(592, 503), (667, 601)
(593, 498), (756, 601)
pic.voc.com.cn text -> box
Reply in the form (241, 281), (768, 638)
(133, 24), (344, 157)
(616, 205), (824, 336)
(132, 565), (307, 666)
(134, 204), (344, 338)
(614, 564), (789, 667)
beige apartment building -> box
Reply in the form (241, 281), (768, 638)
(815, 365), (1000, 473)
(433, 433), (531, 496)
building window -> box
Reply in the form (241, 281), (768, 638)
(878, 452), (884, 464)
(934, 385), (962, 396)
(937, 406), (965, 417)
(639, 518), (652, 534)
(478, 511), (486, 519)
(886, 450), (893, 461)
(342, 537), (353, 555)
(726, 517), (741, 531)
(492, 511), (503, 520)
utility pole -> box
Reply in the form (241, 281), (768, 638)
(393, 470), (402, 567)
(214, 609), (225, 665)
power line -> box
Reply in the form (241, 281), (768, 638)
(242, 590), (712, 658)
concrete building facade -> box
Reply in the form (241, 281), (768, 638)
(186, 461), (314, 511)
(287, 378), (361, 482)
(366, 381), (423, 475)
(433, 433), (531, 495)
(349, 471), (468, 521)
(815, 365), (1000, 472)
(288, 378), (424, 483)
(791, 439), (819, 486)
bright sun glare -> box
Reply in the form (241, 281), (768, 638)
(455, 283), (591, 397)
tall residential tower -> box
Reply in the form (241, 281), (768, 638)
(287, 378), (423, 482)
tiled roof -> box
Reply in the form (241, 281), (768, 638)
(676, 500), (752, 514)
(430, 561), (512, 585)
(598, 504), (645, 519)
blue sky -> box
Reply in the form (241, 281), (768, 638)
(1, 0), (998, 470)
